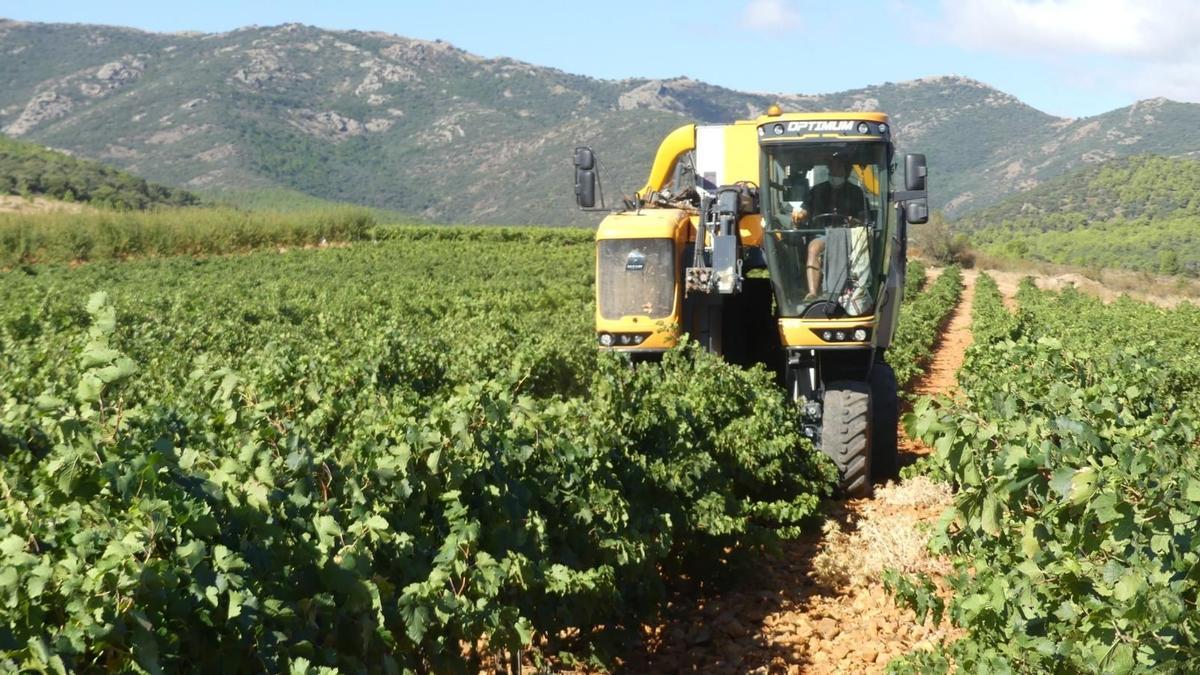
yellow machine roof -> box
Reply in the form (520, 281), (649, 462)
(748, 110), (890, 125)
(639, 110), (891, 196)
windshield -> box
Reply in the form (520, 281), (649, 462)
(760, 142), (889, 318)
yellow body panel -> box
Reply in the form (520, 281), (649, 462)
(594, 208), (692, 350)
(721, 123), (761, 184)
(594, 209), (691, 241)
(767, 111), (890, 123)
(607, 324), (679, 351)
(855, 165), (880, 196)
(778, 317), (875, 348)
(737, 214), (763, 248)
(761, 111), (890, 125)
(720, 124), (766, 247)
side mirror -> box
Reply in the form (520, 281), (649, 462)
(905, 154), (927, 192)
(574, 146), (600, 209)
(905, 198), (929, 224)
(576, 170), (597, 209)
(574, 147), (594, 171)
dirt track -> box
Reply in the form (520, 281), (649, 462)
(908, 270), (976, 402)
(622, 273), (979, 674)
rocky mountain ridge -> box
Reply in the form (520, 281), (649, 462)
(2, 19), (1199, 224)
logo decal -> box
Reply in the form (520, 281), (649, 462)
(625, 249), (646, 271)
(786, 120), (856, 133)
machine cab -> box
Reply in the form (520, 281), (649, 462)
(758, 117), (893, 322)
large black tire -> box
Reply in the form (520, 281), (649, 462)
(821, 381), (873, 498)
(870, 362), (900, 482)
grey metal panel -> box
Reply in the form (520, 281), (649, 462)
(597, 239), (676, 320)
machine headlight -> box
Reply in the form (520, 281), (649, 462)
(877, 123), (888, 134)
(599, 332), (651, 347)
(812, 327), (870, 342)
(773, 123), (785, 135)
(857, 122), (870, 134)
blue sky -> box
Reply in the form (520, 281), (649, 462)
(5, 0), (1199, 118)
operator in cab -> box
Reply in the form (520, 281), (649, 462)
(763, 146), (880, 317)
(793, 155), (869, 224)
(790, 155), (869, 301)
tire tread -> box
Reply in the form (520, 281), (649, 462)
(821, 380), (872, 498)
(870, 362), (900, 481)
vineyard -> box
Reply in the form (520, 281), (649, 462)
(0, 225), (1195, 673)
(898, 274), (1200, 673)
(0, 227), (963, 673)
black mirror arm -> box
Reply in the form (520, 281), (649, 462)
(580, 167), (608, 211)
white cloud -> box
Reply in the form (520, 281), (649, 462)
(941, 0), (1193, 56)
(741, 0), (802, 33)
(1124, 60), (1200, 103)
(937, 0), (1200, 103)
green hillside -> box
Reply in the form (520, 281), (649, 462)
(956, 155), (1200, 275)
(3, 19), (1200, 224)
(0, 134), (198, 209)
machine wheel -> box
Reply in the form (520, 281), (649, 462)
(821, 381), (873, 498)
(870, 361), (900, 482)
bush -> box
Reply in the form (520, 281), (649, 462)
(913, 211), (974, 266)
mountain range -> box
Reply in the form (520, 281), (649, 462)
(3, 18), (1200, 225)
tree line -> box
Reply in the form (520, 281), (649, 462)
(0, 136), (199, 210)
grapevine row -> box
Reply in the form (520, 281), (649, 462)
(0, 232), (834, 672)
(896, 275), (1200, 673)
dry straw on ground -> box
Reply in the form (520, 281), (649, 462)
(811, 477), (953, 589)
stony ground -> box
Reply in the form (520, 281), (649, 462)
(616, 273), (980, 674)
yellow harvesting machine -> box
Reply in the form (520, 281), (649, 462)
(573, 107), (929, 497)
